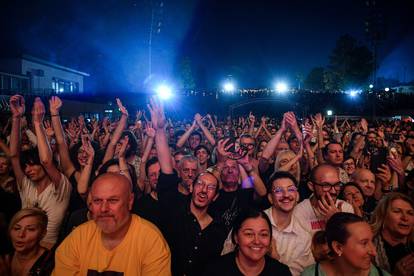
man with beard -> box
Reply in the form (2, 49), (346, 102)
(148, 99), (226, 276)
(293, 164), (354, 234)
(221, 171), (314, 276)
(53, 173), (171, 275)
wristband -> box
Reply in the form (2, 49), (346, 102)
(51, 114), (60, 117)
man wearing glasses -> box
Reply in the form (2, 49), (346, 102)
(293, 164), (354, 234)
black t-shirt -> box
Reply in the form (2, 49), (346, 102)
(133, 193), (162, 229)
(203, 251), (292, 276)
(383, 238), (414, 272)
(208, 188), (255, 232)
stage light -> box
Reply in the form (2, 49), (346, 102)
(384, 87), (390, 92)
(349, 90), (358, 97)
(223, 81), (235, 93)
(326, 110), (333, 116)
(369, 84), (374, 89)
(156, 84), (173, 100)
(275, 82), (288, 93)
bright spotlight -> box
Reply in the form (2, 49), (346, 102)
(326, 110), (333, 116)
(275, 82), (288, 93)
(156, 84), (173, 100)
(223, 81), (235, 93)
(349, 90), (358, 97)
(384, 87), (390, 92)
(369, 84), (374, 89)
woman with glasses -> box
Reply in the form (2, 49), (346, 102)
(371, 193), (414, 275)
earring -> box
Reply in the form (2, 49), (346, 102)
(337, 252), (342, 257)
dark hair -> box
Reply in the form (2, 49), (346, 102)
(174, 129), (186, 139)
(145, 157), (159, 177)
(194, 145), (211, 156)
(322, 142), (343, 157)
(121, 130), (138, 158)
(20, 148), (42, 168)
(325, 212), (364, 252)
(69, 140), (101, 171)
(266, 171), (298, 193)
(339, 182), (365, 201)
(231, 208), (272, 244)
(343, 155), (355, 163)
(189, 131), (202, 140)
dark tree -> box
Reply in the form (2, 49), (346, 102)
(324, 34), (374, 91)
(304, 67), (325, 91)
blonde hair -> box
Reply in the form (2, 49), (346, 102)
(8, 207), (48, 236)
(274, 150), (301, 183)
(371, 192), (414, 242)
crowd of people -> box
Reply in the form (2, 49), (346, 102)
(0, 93), (413, 276)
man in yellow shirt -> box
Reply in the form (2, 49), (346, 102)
(53, 173), (171, 276)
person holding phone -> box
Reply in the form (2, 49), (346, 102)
(293, 164), (354, 235)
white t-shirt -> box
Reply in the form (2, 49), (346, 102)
(293, 196), (354, 235)
(18, 174), (71, 245)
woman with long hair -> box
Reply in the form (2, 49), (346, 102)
(371, 193), (414, 275)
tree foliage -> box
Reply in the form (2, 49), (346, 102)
(324, 34), (374, 91)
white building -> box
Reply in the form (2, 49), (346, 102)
(0, 55), (89, 95)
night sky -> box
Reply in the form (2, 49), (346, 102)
(0, 0), (413, 93)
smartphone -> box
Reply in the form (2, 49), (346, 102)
(370, 149), (388, 174)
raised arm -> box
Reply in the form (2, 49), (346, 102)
(32, 97), (62, 187)
(75, 136), (95, 196)
(49, 96), (76, 178)
(102, 98), (128, 164)
(237, 154), (267, 196)
(9, 95), (26, 185)
(148, 98), (174, 174)
(261, 114), (287, 160)
(176, 120), (197, 148)
(195, 113), (216, 146)
(138, 123), (156, 191)
(312, 113), (325, 164)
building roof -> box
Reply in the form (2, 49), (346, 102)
(21, 55), (90, 77)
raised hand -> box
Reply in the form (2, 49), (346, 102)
(194, 113), (203, 124)
(145, 122), (156, 138)
(9, 94), (25, 117)
(216, 138), (234, 162)
(360, 118), (368, 133)
(147, 97), (166, 129)
(31, 97), (45, 123)
(49, 96), (62, 115)
(312, 113), (325, 129)
(116, 98), (128, 116)
(82, 135), (95, 164)
(317, 193), (343, 221)
(44, 120), (55, 137)
(248, 112), (255, 124)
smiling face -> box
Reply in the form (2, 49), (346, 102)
(268, 177), (298, 213)
(235, 217), (271, 263)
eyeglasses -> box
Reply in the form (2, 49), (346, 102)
(312, 181), (343, 191)
(272, 186), (298, 196)
(241, 143), (255, 149)
(194, 180), (217, 192)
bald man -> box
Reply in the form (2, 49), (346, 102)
(53, 173), (171, 276)
(293, 164), (354, 234)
